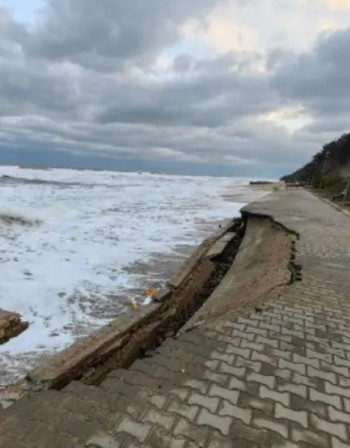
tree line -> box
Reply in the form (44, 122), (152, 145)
(282, 132), (350, 194)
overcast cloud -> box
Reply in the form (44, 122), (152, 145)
(0, 0), (350, 176)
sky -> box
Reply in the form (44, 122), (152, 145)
(0, 0), (350, 176)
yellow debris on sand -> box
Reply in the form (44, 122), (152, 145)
(144, 288), (158, 297)
(127, 298), (140, 310)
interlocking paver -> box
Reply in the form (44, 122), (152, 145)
(2, 190), (350, 447)
(277, 382), (307, 399)
(85, 432), (121, 448)
(322, 362), (349, 377)
(332, 437), (350, 448)
(291, 372), (317, 387)
(143, 408), (175, 431)
(229, 376), (247, 391)
(219, 400), (252, 425)
(117, 417), (152, 444)
(259, 385), (290, 407)
(235, 357), (262, 372)
(248, 372), (276, 389)
(197, 408), (231, 435)
(148, 428), (187, 448)
(239, 392), (274, 415)
(328, 406), (350, 424)
(279, 358), (306, 375)
(173, 418), (210, 447)
(218, 361), (245, 377)
(292, 427), (329, 448)
(310, 388), (342, 409)
(275, 403), (307, 428)
(208, 384), (239, 405)
(253, 413), (289, 439)
(188, 393), (219, 413)
(325, 382), (350, 399)
(252, 351), (278, 366)
(308, 366), (336, 384)
(167, 399), (199, 421)
(310, 414), (347, 441)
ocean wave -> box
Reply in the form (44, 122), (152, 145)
(0, 175), (85, 188)
(0, 205), (42, 226)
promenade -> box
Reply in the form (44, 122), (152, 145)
(2, 189), (350, 448)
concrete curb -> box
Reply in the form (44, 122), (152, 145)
(313, 193), (350, 218)
(169, 219), (234, 289)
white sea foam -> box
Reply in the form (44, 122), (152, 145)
(0, 166), (267, 384)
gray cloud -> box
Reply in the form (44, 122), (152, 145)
(98, 55), (277, 127)
(271, 29), (350, 117)
(0, 60), (83, 117)
(269, 28), (350, 169)
(0, 6), (27, 57)
(26, 0), (219, 71)
(0, 1), (349, 176)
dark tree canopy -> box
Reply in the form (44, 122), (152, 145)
(282, 133), (350, 190)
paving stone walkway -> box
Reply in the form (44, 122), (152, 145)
(2, 190), (350, 448)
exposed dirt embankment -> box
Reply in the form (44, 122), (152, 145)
(182, 214), (296, 330)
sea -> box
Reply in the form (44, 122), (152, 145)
(0, 165), (267, 385)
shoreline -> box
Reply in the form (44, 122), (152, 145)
(0, 185), (272, 407)
(0, 174), (250, 383)
(0, 184), (270, 392)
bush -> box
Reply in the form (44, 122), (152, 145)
(323, 174), (347, 194)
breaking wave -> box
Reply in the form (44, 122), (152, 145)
(0, 205), (42, 226)
(0, 175), (85, 188)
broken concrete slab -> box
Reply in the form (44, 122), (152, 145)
(206, 232), (236, 258)
(0, 311), (28, 345)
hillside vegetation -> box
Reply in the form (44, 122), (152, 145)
(282, 133), (350, 195)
